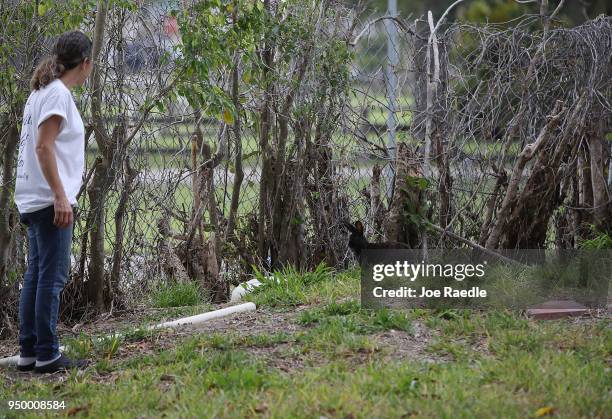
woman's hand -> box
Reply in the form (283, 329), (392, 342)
(53, 194), (73, 228)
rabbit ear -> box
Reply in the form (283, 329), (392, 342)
(342, 220), (358, 234)
(354, 221), (364, 234)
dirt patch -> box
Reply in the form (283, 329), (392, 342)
(189, 306), (305, 335)
(373, 320), (443, 364)
(188, 305), (313, 372)
(188, 306), (445, 369)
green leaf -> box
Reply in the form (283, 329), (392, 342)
(38, 2), (48, 15)
(242, 150), (259, 160)
(223, 108), (235, 125)
(406, 175), (430, 191)
(242, 71), (252, 84)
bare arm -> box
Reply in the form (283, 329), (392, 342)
(35, 115), (73, 228)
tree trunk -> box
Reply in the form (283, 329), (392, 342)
(384, 142), (421, 248)
(501, 97), (585, 248)
(369, 163), (382, 239)
(225, 53), (244, 243)
(109, 159), (138, 305)
(588, 120), (611, 232)
(85, 158), (110, 311)
(84, 0), (109, 311)
(257, 0), (274, 268)
(577, 143), (593, 235)
(485, 101), (565, 249)
(0, 123), (19, 282)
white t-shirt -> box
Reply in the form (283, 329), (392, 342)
(14, 79), (85, 213)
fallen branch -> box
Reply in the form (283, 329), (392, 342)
(426, 222), (523, 265)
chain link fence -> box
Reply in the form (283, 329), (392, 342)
(1, 1), (610, 327)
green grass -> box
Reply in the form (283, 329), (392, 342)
(245, 262), (341, 307)
(460, 137), (522, 159)
(1, 265), (608, 418)
(85, 118), (414, 169)
(297, 300), (412, 335)
(74, 182), (193, 254)
(149, 280), (206, 308)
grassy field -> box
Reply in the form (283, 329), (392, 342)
(0, 265), (609, 418)
(74, 160), (376, 255)
(79, 163), (490, 256)
(86, 129), (520, 168)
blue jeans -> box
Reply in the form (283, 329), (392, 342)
(18, 205), (74, 362)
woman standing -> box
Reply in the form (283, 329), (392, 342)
(14, 31), (93, 373)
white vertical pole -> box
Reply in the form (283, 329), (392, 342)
(384, 0), (398, 205)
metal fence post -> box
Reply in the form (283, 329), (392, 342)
(384, 0), (398, 205)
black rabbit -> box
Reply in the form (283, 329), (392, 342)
(343, 220), (410, 258)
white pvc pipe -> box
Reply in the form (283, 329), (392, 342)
(148, 302), (256, 330)
(0, 302), (256, 368)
